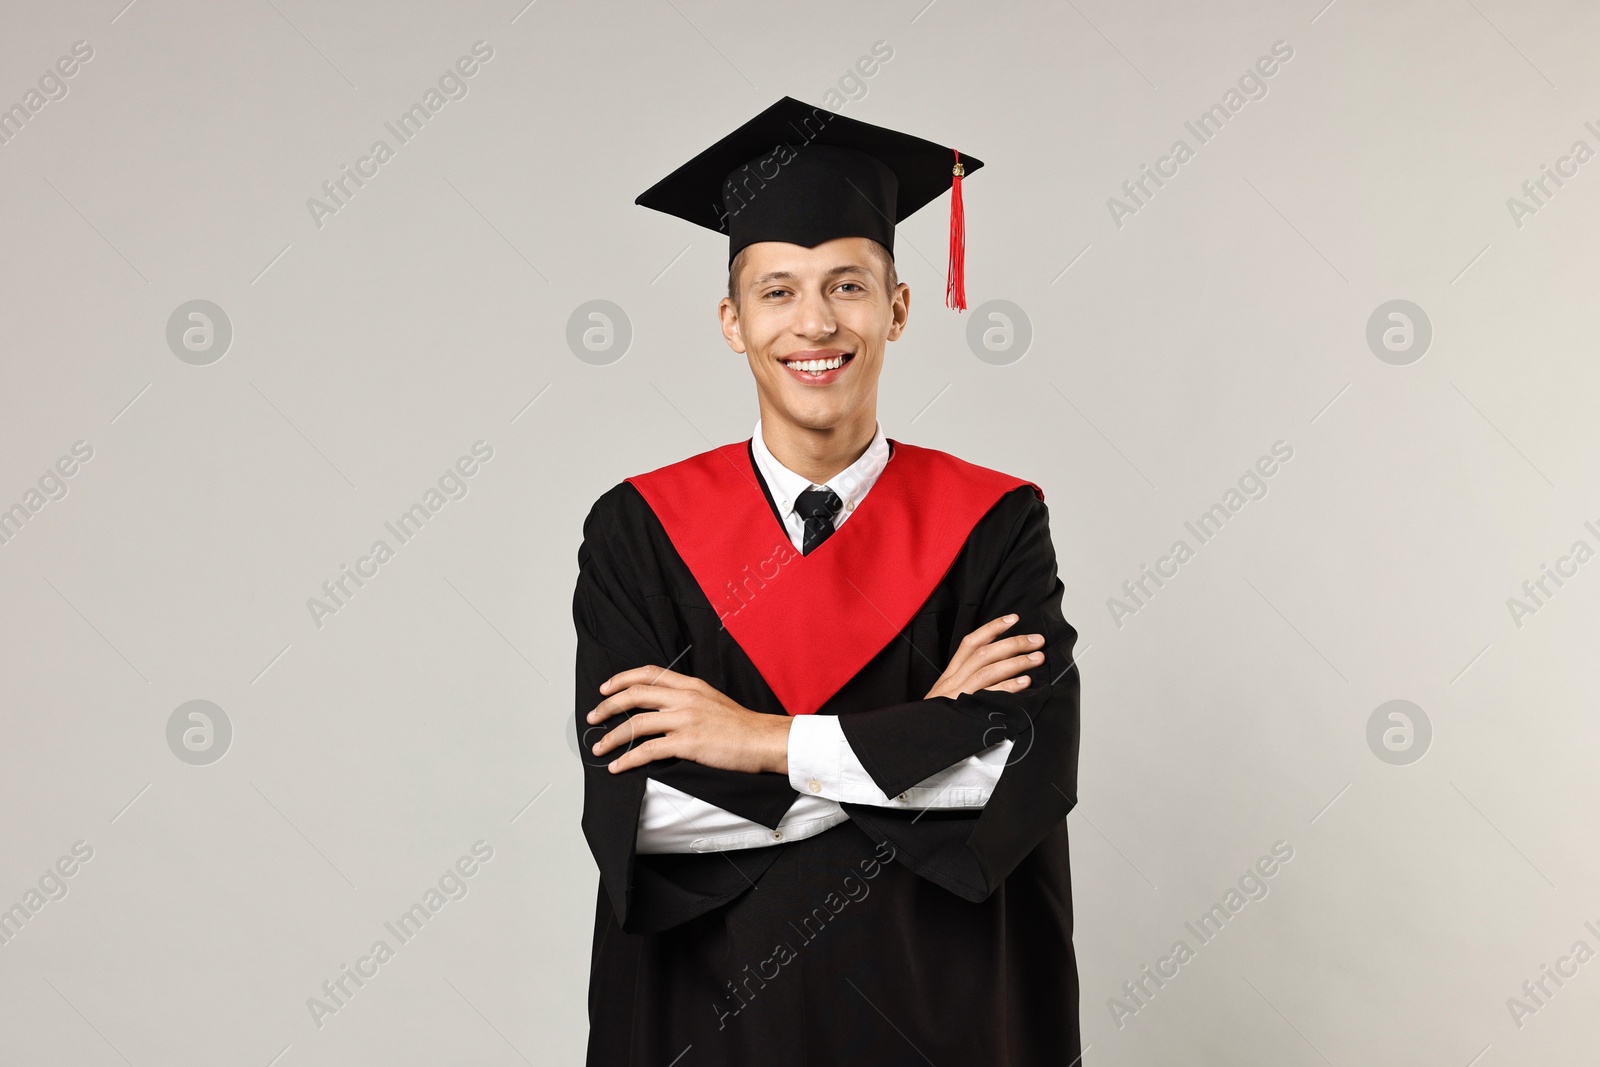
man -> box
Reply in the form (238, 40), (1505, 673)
(574, 97), (1082, 1064)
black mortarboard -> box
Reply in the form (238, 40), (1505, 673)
(634, 96), (982, 310)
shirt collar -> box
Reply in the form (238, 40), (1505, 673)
(750, 416), (890, 517)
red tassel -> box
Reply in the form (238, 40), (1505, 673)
(945, 149), (967, 311)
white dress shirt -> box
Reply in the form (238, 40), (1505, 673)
(635, 417), (1014, 855)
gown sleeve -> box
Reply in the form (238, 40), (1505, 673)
(574, 484), (798, 932)
(834, 487), (1082, 902)
(637, 729), (1012, 855)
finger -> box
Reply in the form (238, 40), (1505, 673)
(964, 633), (1046, 671)
(996, 632), (1046, 655)
(982, 675), (1032, 693)
(598, 666), (699, 696)
(588, 683), (682, 724)
(958, 614), (1021, 652)
(608, 737), (674, 774)
(967, 651), (1045, 691)
(948, 614), (1023, 675)
(592, 710), (676, 757)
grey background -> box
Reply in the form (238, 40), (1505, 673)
(2, 0), (1596, 1063)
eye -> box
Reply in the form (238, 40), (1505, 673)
(836, 282), (864, 293)
(763, 287), (791, 299)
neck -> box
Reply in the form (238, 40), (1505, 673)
(757, 401), (878, 486)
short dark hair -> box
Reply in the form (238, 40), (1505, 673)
(727, 240), (898, 309)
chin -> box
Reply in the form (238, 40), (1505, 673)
(786, 403), (855, 431)
(778, 403), (837, 425)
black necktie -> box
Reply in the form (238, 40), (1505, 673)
(795, 486), (844, 555)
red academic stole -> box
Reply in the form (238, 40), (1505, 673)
(625, 439), (1043, 716)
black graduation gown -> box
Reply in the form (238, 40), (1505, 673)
(573, 440), (1082, 1066)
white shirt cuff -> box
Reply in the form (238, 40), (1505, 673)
(787, 713), (1013, 809)
(636, 778), (847, 854)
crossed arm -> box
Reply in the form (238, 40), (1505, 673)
(584, 612), (1047, 775)
(574, 484), (1080, 923)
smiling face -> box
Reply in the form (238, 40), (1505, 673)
(718, 236), (909, 441)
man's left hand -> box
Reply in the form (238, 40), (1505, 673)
(587, 666), (792, 776)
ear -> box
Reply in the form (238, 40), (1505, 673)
(718, 297), (747, 353)
(885, 282), (910, 342)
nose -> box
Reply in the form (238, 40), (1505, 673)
(793, 286), (836, 340)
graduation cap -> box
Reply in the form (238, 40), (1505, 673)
(634, 96), (982, 311)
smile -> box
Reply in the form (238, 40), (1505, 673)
(779, 351), (855, 384)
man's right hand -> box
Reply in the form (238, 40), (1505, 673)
(923, 614), (1045, 700)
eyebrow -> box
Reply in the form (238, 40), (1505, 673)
(750, 264), (873, 287)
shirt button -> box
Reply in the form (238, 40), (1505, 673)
(844, 501), (854, 512)
(772, 830), (783, 841)
(897, 792), (907, 801)
(808, 779), (822, 793)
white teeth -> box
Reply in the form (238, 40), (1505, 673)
(785, 355), (846, 373)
